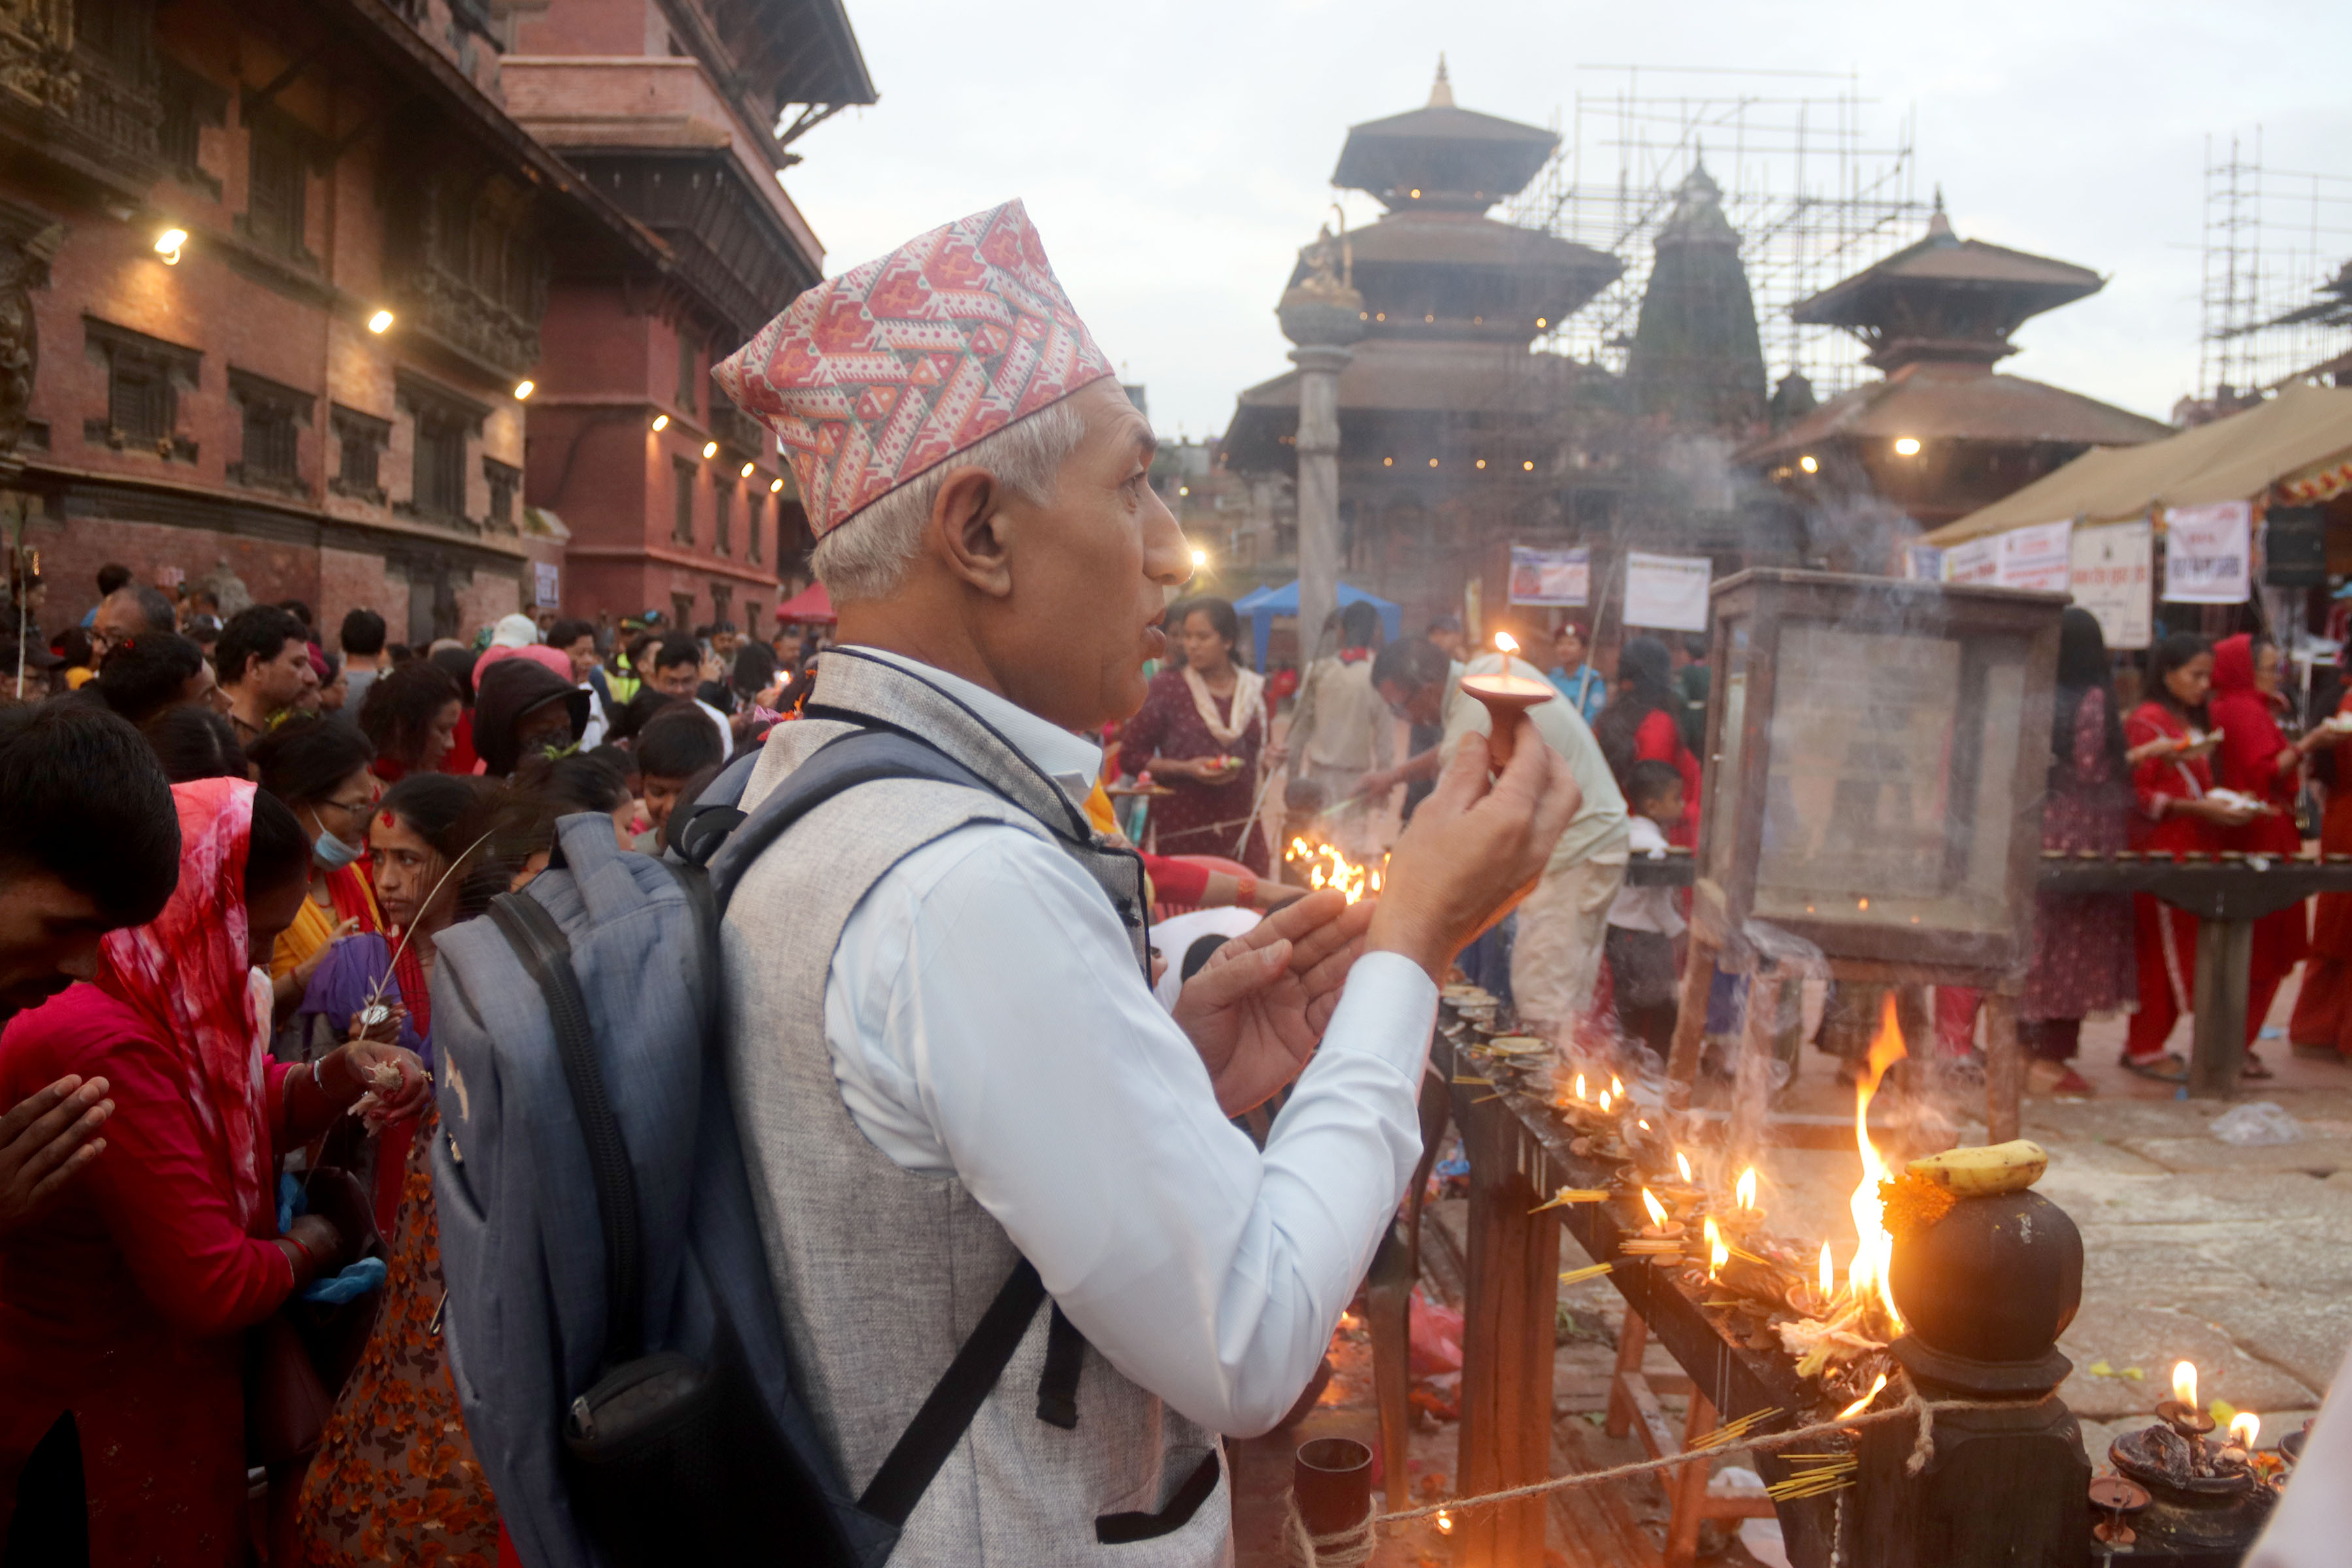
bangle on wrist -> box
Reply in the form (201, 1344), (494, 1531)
(283, 1233), (317, 1279)
(1237, 872), (1258, 907)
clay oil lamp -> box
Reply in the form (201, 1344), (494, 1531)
(1460, 632), (1554, 769)
(2106, 1360), (2268, 1550)
(2089, 1477), (2151, 1548)
(2156, 1360), (2215, 1439)
(1620, 1187), (1687, 1263)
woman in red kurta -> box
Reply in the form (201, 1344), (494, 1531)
(0, 779), (429, 1567)
(2121, 635), (2262, 1079)
(2210, 633), (2321, 1077)
(1117, 596), (1271, 873)
(2291, 668), (2352, 1056)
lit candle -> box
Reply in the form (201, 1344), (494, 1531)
(1736, 1166), (1759, 1211)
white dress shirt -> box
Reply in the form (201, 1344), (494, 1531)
(1607, 816), (1687, 937)
(824, 647), (1439, 1435)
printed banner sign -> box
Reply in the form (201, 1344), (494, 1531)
(2163, 500), (2251, 604)
(1623, 551), (1712, 633)
(1996, 519), (2072, 594)
(1904, 545), (1944, 581)
(1507, 546), (1590, 607)
(533, 561), (560, 610)
(2069, 521), (2153, 650)
(1942, 536), (1999, 586)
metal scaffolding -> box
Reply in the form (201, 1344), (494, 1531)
(2198, 129), (2352, 400)
(1506, 65), (1932, 400)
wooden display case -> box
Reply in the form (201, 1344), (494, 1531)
(1698, 569), (2066, 982)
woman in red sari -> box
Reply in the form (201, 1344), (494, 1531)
(1595, 635), (1700, 843)
(1117, 596), (1271, 873)
(2210, 633), (2323, 1077)
(2121, 634), (2262, 1080)
(2291, 658), (2352, 1056)
(248, 718), (385, 1017)
(0, 779), (428, 1567)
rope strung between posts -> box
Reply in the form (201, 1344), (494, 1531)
(1339, 1376), (2056, 1531)
(1285, 1497), (1377, 1567)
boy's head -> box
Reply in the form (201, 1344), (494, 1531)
(1623, 759), (1684, 826)
(633, 706), (723, 830)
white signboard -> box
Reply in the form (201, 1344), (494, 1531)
(1623, 551), (1712, 633)
(534, 561), (560, 610)
(1904, 545), (1944, 581)
(2068, 521), (2153, 651)
(1507, 546), (1590, 607)
(1943, 536), (1999, 586)
(2163, 500), (2252, 604)
(1997, 520), (2072, 594)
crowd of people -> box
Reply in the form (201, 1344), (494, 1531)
(0, 564), (837, 1565)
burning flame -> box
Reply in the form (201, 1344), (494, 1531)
(1736, 1166), (1759, 1211)
(1494, 631), (1518, 655)
(1641, 1188), (1669, 1230)
(1705, 1217), (1729, 1281)
(2230, 1413), (2260, 1449)
(1597, 1089), (1612, 1112)
(2172, 1361), (2199, 1409)
(1818, 1241), (1835, 1302)
(1675, 1151), (1693, 1184)
(1846, 997), (1908, 1329)
(1575, 1072), (1587, 1102)
(1610, 1075), (1625, 1100)
(1285, 841), (1386, 905)
(1837, 1371), (1889, 1420)
(1435, 1507), (1454, 1535)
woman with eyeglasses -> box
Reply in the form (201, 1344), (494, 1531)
(245, 718), (384, 1018)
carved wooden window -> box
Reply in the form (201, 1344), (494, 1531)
(159, 61), (225, 195)
(83, 318), (199, 460)
(483, 457), (519, 530)
(672, 457), (697, 545)
(227, 368), (311, 490)
(416, 417), (466, 519)
(676, 333), (697, 414)
(713, 480), (732, 557)
(746, 493), (764, 564)
(710, 584), (732, 629)
(245, 109), (310, 261)
(331, 405), (391, 502)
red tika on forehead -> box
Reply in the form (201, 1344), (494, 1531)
(712, 200), (1115, 540)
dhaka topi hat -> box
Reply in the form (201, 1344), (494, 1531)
(712, 199), (1115, 540)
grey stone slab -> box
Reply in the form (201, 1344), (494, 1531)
(2057, 1300), (2319, 1418)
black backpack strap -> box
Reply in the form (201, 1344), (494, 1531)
(1035, 1305), (1086, 1430)
(855, 1260), (1048, 1527)
(486, 890), (646, 1365)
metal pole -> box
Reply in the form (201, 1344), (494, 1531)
(1291, 342), (1349, 669)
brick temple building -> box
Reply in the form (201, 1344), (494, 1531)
(0, 0), (870, 641)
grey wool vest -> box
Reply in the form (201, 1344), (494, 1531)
(721, 650), (1232, 1565)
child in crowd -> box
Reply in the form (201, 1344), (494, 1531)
(1606, 760), (1687, 1063)
(630, 704), (725, 853)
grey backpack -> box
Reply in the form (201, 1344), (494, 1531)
(431, 730), (1068, 1567)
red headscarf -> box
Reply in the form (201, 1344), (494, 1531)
(2209, 634), (2283, 762)
(96, 777), (274, 1232)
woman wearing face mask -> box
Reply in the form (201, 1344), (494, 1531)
(246, 718), (384, 1018)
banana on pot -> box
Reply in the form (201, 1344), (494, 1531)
(1901, 1139), (2049, 1196)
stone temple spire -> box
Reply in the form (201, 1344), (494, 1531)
(1428, 55), (1453, 108)
(1626, 158), (1768, 433)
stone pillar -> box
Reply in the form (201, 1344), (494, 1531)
(1288, 341), (1350, 659)
(1275, 235), (1363, 666)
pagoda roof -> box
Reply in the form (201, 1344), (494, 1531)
(1737, 359), (2170, 465)
(1331, 62), (1558, 211)
(1792, 213), (2102, 331)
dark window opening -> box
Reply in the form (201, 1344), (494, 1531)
(159, 61), (225, 195)
(670, 591), (695, 629)
(415, 417), (466, 519)
(710, 583), (732, 628)
(714, 482), (732, 557)
(244, 108), (311, 262)
(676, 332), (698, 414)
(331, 405), (390, 503)
(483, 457), (519, 530)
(672, 457), (696, 545)
(83, 317), (199, 461)
(747, 493), (764, 564)
(227, 368), (310, 491)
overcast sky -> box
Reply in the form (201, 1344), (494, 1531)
(784, 0), (2351, 443)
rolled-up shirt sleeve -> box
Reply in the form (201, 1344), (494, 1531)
(825, 825), (1437, 1436)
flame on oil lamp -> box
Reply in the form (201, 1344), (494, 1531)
(1494, 632), (1518, 655)
(1704, 1217), (1729, 1281)
(1641, 1188), (1671, 1232)
(1818, 1241), (1835, 1303)
(2159, 1360), (2216, 1435)
(1435, 1507), (1454, 1535)
(2229, 1413), (2260, 1450)
(1736, 1166), (1759, 1211)
(1846, 998), (1908, 1329)
(1837, 1371), (1889, 1420)
(1597, 1088), (1612, 1113)
(1574, 1073), (1587, 1102)
(2172, 1361), (2198, 1409)
(1610, 1074), (1625, 1100)
(1675, 1151), (1693, 1184)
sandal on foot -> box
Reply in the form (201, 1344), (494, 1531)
(2240, 1052), (2276, 1081)
(2122, 1053), (2189, 1083)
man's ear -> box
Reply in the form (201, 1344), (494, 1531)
(930, 465), (1014, 599)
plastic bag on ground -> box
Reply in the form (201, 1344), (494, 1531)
(2212, 1101), (2303, 1147)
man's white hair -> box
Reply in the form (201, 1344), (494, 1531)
(812, 399), (1088, 606)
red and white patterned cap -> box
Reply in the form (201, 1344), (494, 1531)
(713, 200), (1115, 540)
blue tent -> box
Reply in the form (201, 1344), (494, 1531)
(1230, 580), (1403, 671)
